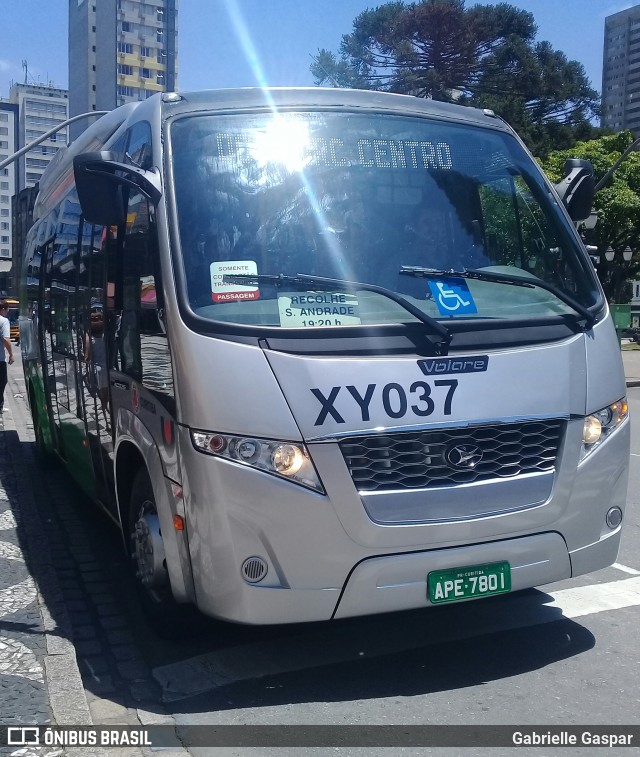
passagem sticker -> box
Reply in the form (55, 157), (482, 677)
(210, 260), (260, 302)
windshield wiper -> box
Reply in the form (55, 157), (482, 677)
(223, 272), (452, 354)
(399, 266), (595, 331)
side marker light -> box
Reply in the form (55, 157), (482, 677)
(173, 514), (185, 531)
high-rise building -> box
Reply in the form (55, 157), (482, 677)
(602, 5), (640, 133)
(0, 102), (18, 293)
(2, 83), (68, 296)
(69, 0), (178, 137)
(9, 83), (69, 190)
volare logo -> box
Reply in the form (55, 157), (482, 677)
(418, 356), (489, 376)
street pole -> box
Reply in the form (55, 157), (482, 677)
(0, 111), (109, 172)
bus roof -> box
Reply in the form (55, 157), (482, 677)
(163, 87), (508, 133)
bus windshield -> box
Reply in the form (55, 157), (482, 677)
(170, 111), (599, 329)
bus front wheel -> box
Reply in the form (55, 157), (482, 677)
(128, 468), (183, 634)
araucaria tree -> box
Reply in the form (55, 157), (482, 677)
(310, 0), (601, 155)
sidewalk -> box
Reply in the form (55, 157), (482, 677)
(0, 363), (188, 757)
(0, 367), (92, 754)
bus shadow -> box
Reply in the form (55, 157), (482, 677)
(160, 591), (596, 715)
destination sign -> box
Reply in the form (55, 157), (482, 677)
(215, 133), (453, 171)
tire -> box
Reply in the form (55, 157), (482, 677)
(127, 468), (192, 638)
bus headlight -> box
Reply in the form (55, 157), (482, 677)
(190, 430), (324, 493)
(581, 398), (629, 459)
(271, 444), (305, 475)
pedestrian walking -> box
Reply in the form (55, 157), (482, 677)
(0, 299), (15, 413)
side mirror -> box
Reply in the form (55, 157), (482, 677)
(555, 158), (595, 223)
(73, 151), (162, 227)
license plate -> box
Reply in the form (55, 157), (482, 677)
(428, 561), (511, 604)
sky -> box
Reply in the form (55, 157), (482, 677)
(0, 0), (637, 99)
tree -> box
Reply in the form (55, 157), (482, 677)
(539, 132), (640, 303)
(310, 0), (601, 155)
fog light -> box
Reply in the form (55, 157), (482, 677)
(606, 507), (623, 529)
(582, 416), (602, 445)
(271, 443), (304, 475)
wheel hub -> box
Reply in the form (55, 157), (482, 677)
(132, 508), (167, 590)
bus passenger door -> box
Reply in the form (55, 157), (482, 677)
(77, 221), (117, 511)
(106, 186), (175, 467)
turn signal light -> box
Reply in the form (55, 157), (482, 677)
(173, 514), (185, 531)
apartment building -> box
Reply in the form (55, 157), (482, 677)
(602, 5), (640, 133)
(69, 0), (178, 137)
(0, 102), (18, 294)
(9, 83), (69, 190)
(0, 84), (68, 296)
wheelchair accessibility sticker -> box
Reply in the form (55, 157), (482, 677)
(428, 278), (477, 315)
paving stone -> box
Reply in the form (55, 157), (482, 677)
(65, 599), (90, 613)
(116, 660), (150, 681)
(83, 581), (112, 595)
(111, 644), (142, 662)
(79, 655), (111, 676)
(57, 578), (82, 591)
(72, 624), (98, 641)
(71, 549), (96, 558)
(96, 602), (123, 618)
(77, 559), (101, 570)
(129, 679), (162, 703)
(89, 696), (130, 721)
(75, 639), (104, 656)
(67, 611), (93, 627)
(81, 571), (108, 583)
(89, 592), (117, 605)
(55, 569), (79, 580)
(86, 674), (116, 695)
(104, 628), (135, 646)
(99, 615), (128, 630)
(61, 588), (87, 601)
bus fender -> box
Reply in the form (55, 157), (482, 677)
(114, 409), (195, 604)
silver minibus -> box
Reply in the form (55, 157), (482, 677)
(20, 88), (629, 629)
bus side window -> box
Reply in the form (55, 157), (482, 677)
(117, 187), (174, 400)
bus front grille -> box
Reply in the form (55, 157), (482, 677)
(339, 419), (565, 492)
